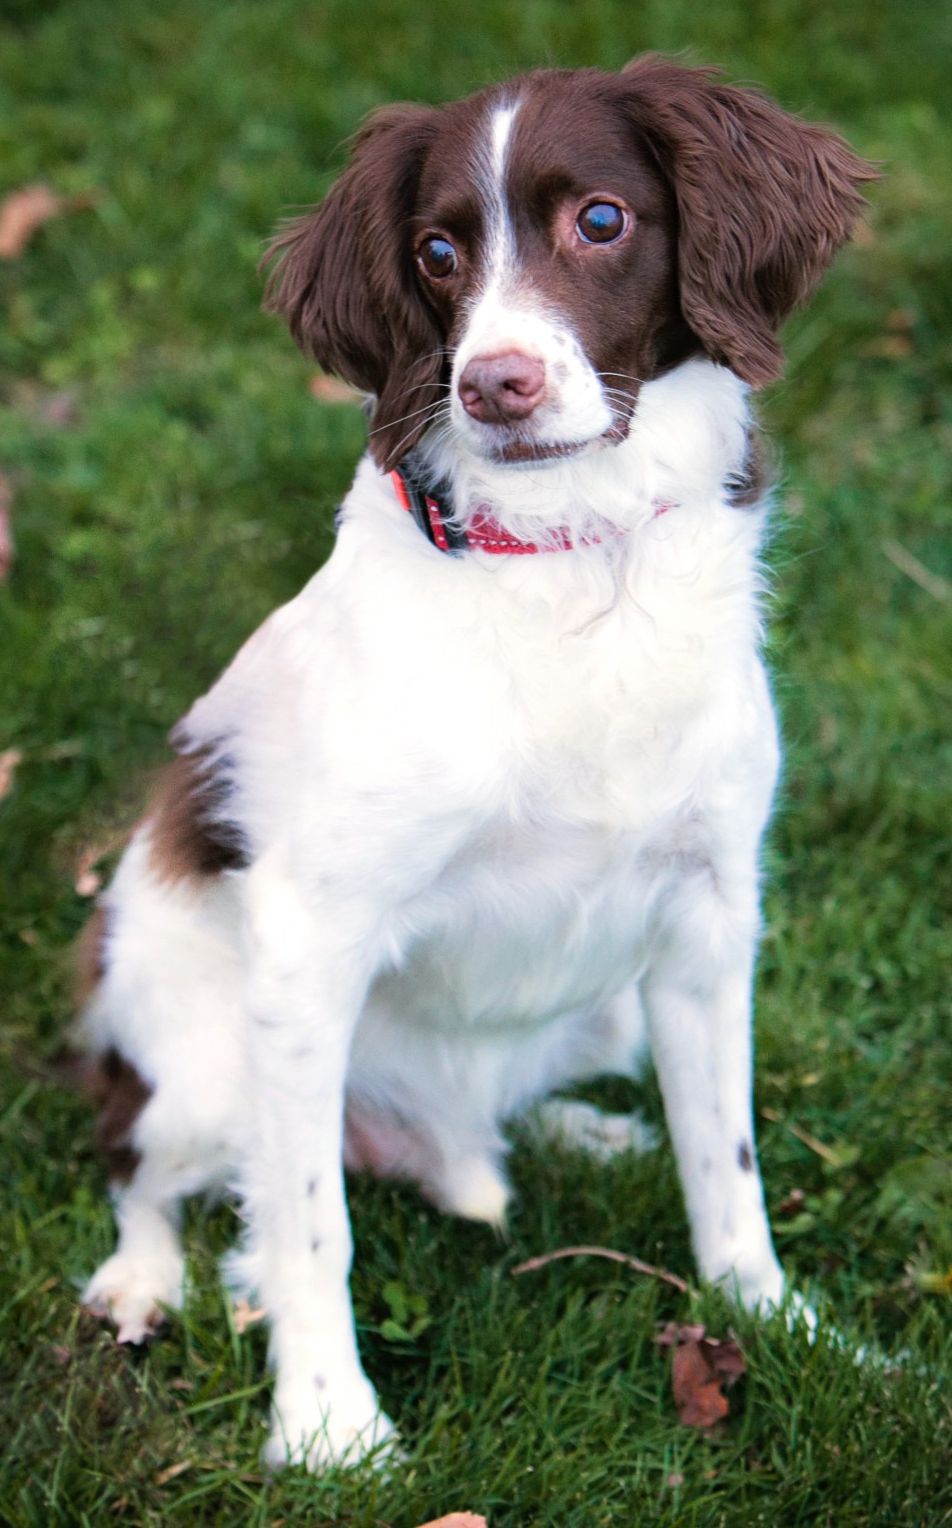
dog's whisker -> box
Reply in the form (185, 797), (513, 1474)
(369, 398), (446, 436)
(387, 410), (446, 461)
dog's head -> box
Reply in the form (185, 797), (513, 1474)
(265, 57), (874, 472)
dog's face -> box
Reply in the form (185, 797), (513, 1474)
(266, 57), (873, 471)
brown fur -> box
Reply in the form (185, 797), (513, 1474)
(616, 55), (877, 385)
(68, 749), (243, 1184)
(80, 1046), (153, 1183)
(147, 747), (248, 883)
(263, 104), (446, 471)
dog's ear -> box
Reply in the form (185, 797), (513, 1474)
(616, 55), (877, 385)
(263, 104), (445, 468)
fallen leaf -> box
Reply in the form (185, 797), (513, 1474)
(232, 1297), (267, 1334)
(414, 1516), (488, 1528)
(777, 1187), (807, 1217)
(0, 471), (13, 579)
(656, 1323), (746, 1432)
(665, 1472), (685, 1488)
(72, 830), (126, 897)
(155, 1461), (191, 1487)
(914, 1265), (952, 1296)
(655, 1321), (706, 1348)
(309, 372), (362, 404)
(673, 1341), (730, 1429)
(0, 748), (23, 802)
(886, 307), (916, 332)
(0, 184), (64, 258)
(74, 849), (103, 898)
(863, 334), (914, 360)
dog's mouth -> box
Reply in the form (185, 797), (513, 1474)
(493, 439), (587, 465)
(487, 418), (631, 468)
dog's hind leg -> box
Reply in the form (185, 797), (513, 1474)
(82, 1155), (188, 1344)
(76, 831), (246, 1341)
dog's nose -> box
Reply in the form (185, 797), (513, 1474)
(458, 351), (546, 424)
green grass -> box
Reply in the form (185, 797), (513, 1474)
(1, 1), (950, 1523)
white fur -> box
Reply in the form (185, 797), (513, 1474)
(78, 105), (787, 1469)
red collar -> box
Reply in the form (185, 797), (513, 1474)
(391, 469), (671, 556)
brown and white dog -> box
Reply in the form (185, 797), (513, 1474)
(75, 57), (872, 1468)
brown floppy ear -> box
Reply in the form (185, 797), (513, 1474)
(263, 104), (445, 467)
(617, 55), (877, 385)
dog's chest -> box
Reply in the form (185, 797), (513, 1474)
(384, 809), (686, 1031)
(380, 613), (738, 1030)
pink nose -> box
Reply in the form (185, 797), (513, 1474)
(458, 351), (546, 424)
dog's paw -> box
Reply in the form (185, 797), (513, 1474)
(531, 1098), (660, 1161)
(264, 1380), (398, 1473)
(709, 1248), (786, 1316)
(436, 1154), (511, 1227)
(82, 1249), (184, 1344)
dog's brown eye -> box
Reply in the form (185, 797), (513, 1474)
(418, 236), (459, 279)
(576, 202), (627, 244)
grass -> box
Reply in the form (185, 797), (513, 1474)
(1, 0), (950, 1523)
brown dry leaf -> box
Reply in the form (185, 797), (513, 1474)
(0, 184), (64, 259)
(0, 748), (23, 802)
(655, 1321), (706, 1348)
(232, 1297), (267, 1334)
(886, 307), (916, 332)
(0, 470), (13, 580)
(673, 1342), (731, 1429)
(863, 334), (914, 360)
(414, 1516), (488, 1528)
(74, 854), (103, 897)
(914, 1265), (952, 1296)
(155, 1461), (191, 1487)
(656, 1323), (746, 1432)
(309, 372), (362, 404)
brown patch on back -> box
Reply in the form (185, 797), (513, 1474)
(148, 748), (248, 883)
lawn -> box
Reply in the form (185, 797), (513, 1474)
(1, 1), (950, 1524)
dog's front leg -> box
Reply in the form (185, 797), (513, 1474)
(239, 851), (393, 1471)
(643, 874), (785, 1312)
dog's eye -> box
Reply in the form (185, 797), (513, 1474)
(576, 202), (627, 244)
(418, 236), (459, 279)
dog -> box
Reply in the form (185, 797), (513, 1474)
(74, 55), (872, 1469)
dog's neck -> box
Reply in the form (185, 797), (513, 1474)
(410, 358), (755, 548)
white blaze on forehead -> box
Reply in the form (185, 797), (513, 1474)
(478, 100), (519, 293)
